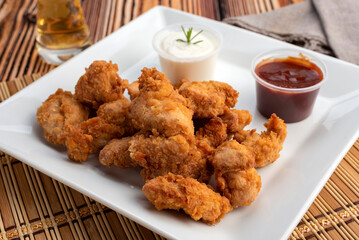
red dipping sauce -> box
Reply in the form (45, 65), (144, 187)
(252, 50), (327, 123)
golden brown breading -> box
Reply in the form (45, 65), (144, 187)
(178, 80), (239, 118)
(216, 168), (261, 208)
(264, 113), (287, 145)
(66, 97), (136, 162)
(65, 125), (93, 162)
(212, 140), (259, 208)
(130, 68), (194, 137)
(219, 108), (252, 134)
(75, 61), (128, 109)
(234, 114), (287, 168)
(129, 134), (210, 182)
(127, 81), (139, 100)
(194, 117), (228, 181)
(96, 98), (136, 135)
(96, 98), (130, 125)
(37, 88), (89, 145)
(85, 118), (125, 151)
(66, 117), (125, 162)
(142, 173), (233, 225)
(211, 140), (255, 173)
(195, 117), (228, 149)
(172, 78), (189, 89)
(99, 137), (137, 168)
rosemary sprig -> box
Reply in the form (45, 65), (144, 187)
(176, 26), (203, 45)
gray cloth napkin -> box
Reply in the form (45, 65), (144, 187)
(223, 0), (359, 65)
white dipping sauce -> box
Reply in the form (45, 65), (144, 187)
(153, 24), (222, 84)
(160, 30), (217, 59)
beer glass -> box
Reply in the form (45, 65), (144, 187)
(36, 0), (91, 64)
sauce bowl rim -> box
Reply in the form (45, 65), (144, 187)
(152, 22), (223, 63)
(251, 48), (328, 93)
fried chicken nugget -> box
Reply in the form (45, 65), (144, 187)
(129, 134), (209, 182)
(219, 108), (252, 134)
(195, 117), (228, 149)
(142, 173), (233, 225)
(216, 168), (261, 208)
(66, 117), (125, 162)
(97, 98), (136, 135)
(234, 114), (287, 167)
(127, 81), (139, 100)
(37, 89), (89, 145)
(75, 61), (128, 109)
(212, 140), (260, 208)
(264, 113), (287, 145)
(211, 140), (255, 172)
(194, 117), (229, 181)
(130, 68), (194, 137)
(178, 80), (239, 118)
(96, 98), (130, 125)
(66, 96), (134, 162)
(99, 137), (138, 168)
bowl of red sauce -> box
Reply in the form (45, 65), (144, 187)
(251, 48), (327, 123)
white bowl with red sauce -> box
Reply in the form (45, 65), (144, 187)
(251, 49), (327, 123)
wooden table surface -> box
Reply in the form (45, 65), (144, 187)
(3, 1), (359, 240)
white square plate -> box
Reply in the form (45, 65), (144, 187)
(1, 6), (359, 240)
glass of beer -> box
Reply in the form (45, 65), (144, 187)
(36, 0), (91, 64)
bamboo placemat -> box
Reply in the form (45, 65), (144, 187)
(0, 73), (359, 240)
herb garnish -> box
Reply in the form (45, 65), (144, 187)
(176, 26), (203, 45)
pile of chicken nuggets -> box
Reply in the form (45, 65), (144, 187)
(37, 60), (287, 225)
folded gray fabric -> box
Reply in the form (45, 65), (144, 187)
(223, 0), (359, 65)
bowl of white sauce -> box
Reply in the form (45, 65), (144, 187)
(153, 23), (222, 84)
